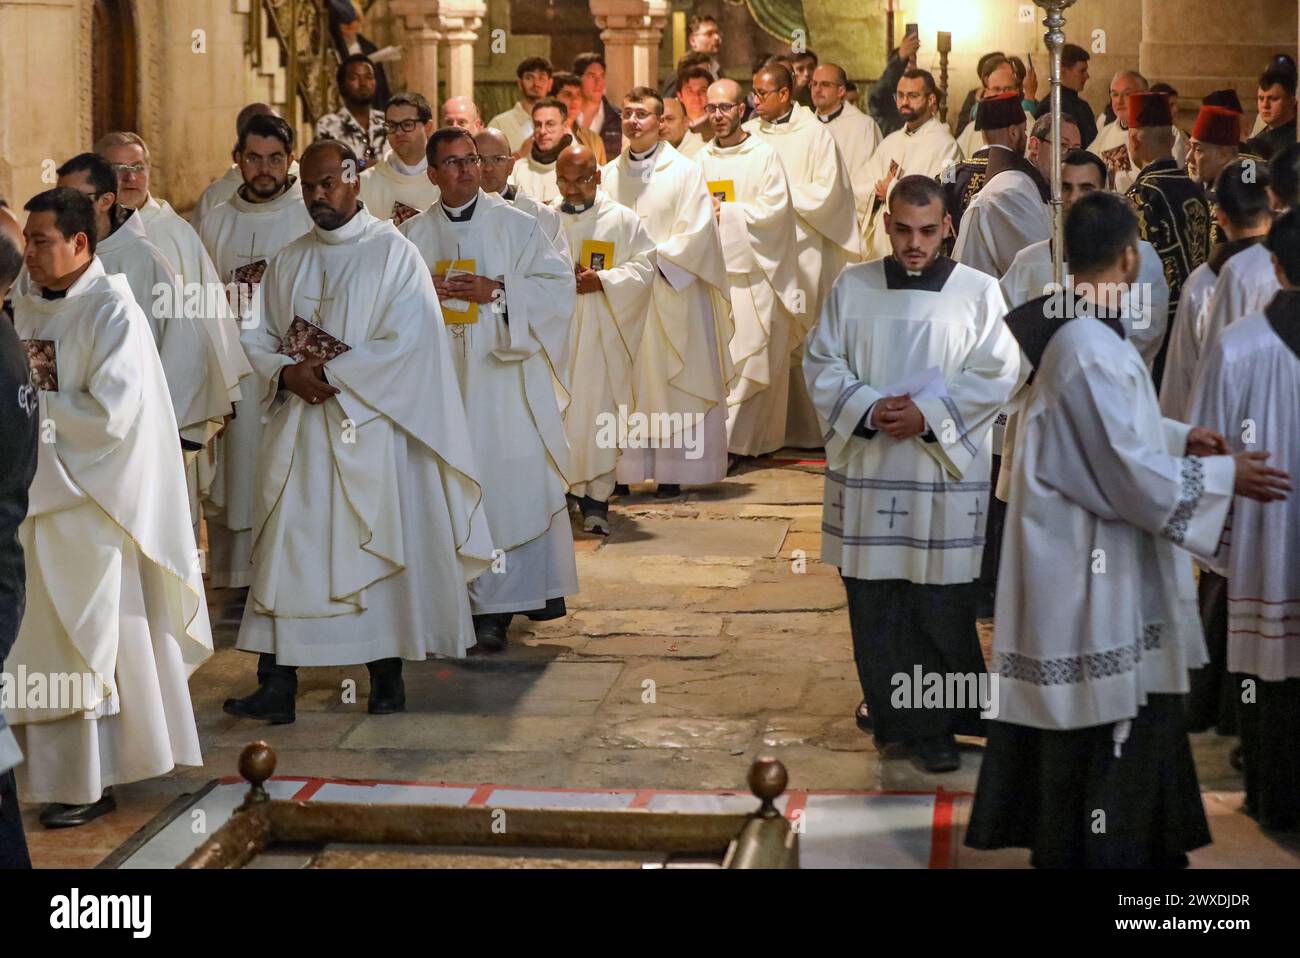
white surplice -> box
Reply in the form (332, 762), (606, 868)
(1190, 304), (1300, 679)
(1000, 237), (1170, 368)
(744, 102), (863, 448)
(994, 315), (1235, 730)
(1199, 241), (1281, 370)
(805, 257), (1022, 583)
(1159, 262), (1220, 419)
(953, 160), (1052, 279)
(555, 191), (658, 500)
(862, 116), (963, 260)
(193, 165), (242, 229)
(359, 154), (440, 223)
(699, 134), (802, 456)
(601, 141), (734, 485)
(238, 208), (494, 663)
(198, 181), (313, 587)
(400, 190), (578, 614)
(671, 130), (707, 161)
(8, 259), (213, 804)
(817, 102), (882, 247)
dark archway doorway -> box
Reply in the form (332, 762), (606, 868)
(92, 0), (139, 141)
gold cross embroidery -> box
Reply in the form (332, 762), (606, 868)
(304, 271), (336, 322)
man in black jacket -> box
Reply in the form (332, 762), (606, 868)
(1033, 43), (1097, 148)
(0, 207), (38, 869)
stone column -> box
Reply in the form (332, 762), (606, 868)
(391, 0), (444, 104)
(589, 0), (670, 103)
(1139, 0), (1296, 126)
(435, 1), (487, 101)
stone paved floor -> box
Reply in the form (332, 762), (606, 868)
(20, 454), (1300, 868)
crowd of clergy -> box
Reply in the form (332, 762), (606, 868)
(0, 13), (1298, 870)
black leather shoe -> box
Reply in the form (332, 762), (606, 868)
(854, 699), (873, 732)
(913, 736), (961, 773)
(612, 484), (630, 498)
(1229, 743), (1245, 772)
(223, 681), (296, 724)
(472, 613), (510, 653)
(654, 483), (682, 499)
(366, 658), (406, 714)
(40, 789), (116, 828)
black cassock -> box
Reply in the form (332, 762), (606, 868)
(1126, 157), (1211, 384)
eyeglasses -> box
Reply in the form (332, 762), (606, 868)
(438, 154), (482, 171)
(895, 91), (928, 102)
(110, 163), (148, 176)
(384, 118), (424, 134)
(241, 153), (288, 169)
(480, 153), (513, 168)
(623, 108), (656, 121)
(703, 103), (741, 115)
(752, 87), (782, 100)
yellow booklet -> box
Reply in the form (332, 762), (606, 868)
(435, 258), (477, 324)
(707, 179), (735, 203)
(579, 239), (615, 271)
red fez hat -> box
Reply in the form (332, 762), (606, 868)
(1191, 105), (1241, 147)
(975, 92), (1026, 131)
(1202, 88), (1244, 113)
(1127, 91), (1173, 128)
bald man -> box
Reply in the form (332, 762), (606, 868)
(1089, 70), (1190, 192)
(194, 103), (285, 227)
(475, 127), (565, 249)
(744, 62), (862, 447)
(810, 63), (882, 247)
(660, 97), (706, 160)
(553, 144), (657, 531)
(442, 96), (484, 133)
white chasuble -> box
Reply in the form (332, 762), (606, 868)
(600, 141), (734, 485)
(995, 316), (1235, 731)
(673, 130), (707, 161)
(1189, 303), (1300, 681)
(1000, 237), (1169, 368)
(556, 191), (658, 499)
(359, 155), (440, 224)
(510, 153), (561, 204)
(198, 182), (313, 587)
(862, 117), (963, 260)
(400, 190), (579, 614)
(508, 186), (566, 252)
(744, 103), (862, 448)
(953, 167), (1051, 279)
(238, 209), (494, 663)
(819, 102), (883, 246)
(9, 260), (212, 805)
(699, 135), (802, 456)
(805, 258), (1021, 583)
(193, 165), (243, 229)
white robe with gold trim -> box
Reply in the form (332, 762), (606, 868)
(359, 155), (440, 223)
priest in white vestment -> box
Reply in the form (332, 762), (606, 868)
(509, 98), (571, 204)
(1161, 158), (1275, 418)
(862, 69), (963, 262)
(225, 142), (494, 723)
(953, 94), (1052, 279)
(744, 63), (862, 448)
(401, 129), (578, 652)
(700, 79), (802, 459)
(968, 192), (1288, 867)
(192, 102), (285, 229)
(1000, 150), (1169, 367)
(1189, 211), (1300, 829)
(475, 128), (565, 250)
(9, 189), (213, 826)
(660, 97), (707, 161)
(359, 92), (440, 225)
(487, 56), (553, 153)
(601, 87), (734, 496)
(552, 146), (658, 532)
(810, 64), (882, 248)
(198, 115), (313, 589)
(805, 177), (1022, 774)
(46, 155), (232, 455)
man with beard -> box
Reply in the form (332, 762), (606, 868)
(193, 103), (283, 229)
(510, 97), (571, 204)
(489, 57), (553, 155)
(360, 93), (440, 225)
(401, 129), (577, 653)
(314, 54), (388, 171)
(198, 114), (314, 590)
(225, 140), (492, 722)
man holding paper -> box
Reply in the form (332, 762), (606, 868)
(224, 140), (494, 723)
(805, 176), (1022, 773)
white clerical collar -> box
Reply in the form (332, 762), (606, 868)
(441, 191), (479, 218)
(313, 206), (369, 244)
(629, 142), (661, 162)
(389, 154), (428, 176)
